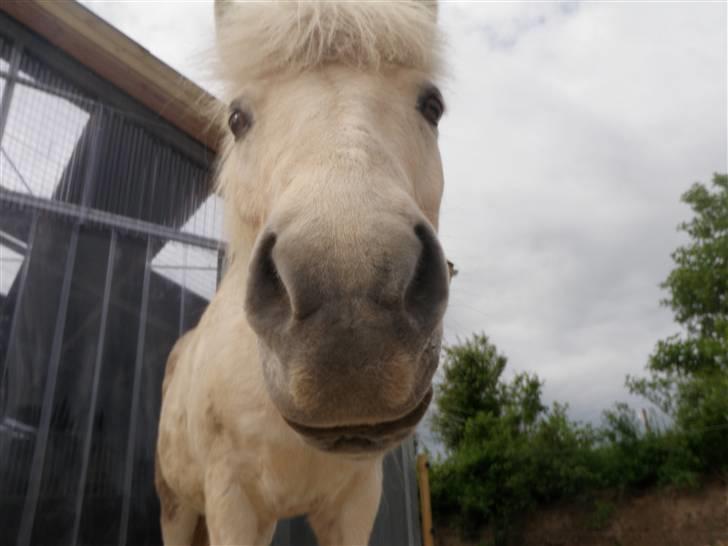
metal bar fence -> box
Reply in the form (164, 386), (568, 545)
(17, 223), (80, 546)
(118, 238), (153, 546)
(70, 229), (116, 546)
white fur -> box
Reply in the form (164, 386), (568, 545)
(156, 2), (445, 545)
(214, 0), (441, 88)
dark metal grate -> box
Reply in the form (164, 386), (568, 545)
(0, 22), (223, 546)
(1, 46), (222, 242)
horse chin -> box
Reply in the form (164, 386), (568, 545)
(256, 335), (439, 454)
(280, 387), (433, 455)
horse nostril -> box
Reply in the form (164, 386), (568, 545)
(405, 224), (449, 329)
(245, 232), (291, 327)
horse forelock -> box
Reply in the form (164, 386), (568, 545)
(214, 0), (442, 87)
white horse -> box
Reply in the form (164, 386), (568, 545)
(155, 1), (448, 544)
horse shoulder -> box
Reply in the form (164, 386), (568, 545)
(157, 326), (209, 511)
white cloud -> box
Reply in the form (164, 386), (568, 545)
(81, 1), (727, 425)
(0, 242), (23, 296)
(437, 0), (726, 421)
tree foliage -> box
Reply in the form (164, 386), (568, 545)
(663, 173), (728, 340)
(430, 334), (593, 543)
(431, 334), (543, 452)
(638, 173), (728, 377)
(627, 173), (728, 468)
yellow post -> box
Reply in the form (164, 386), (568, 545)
(417, 453), (434, 546)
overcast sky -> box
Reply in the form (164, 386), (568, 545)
(79, 1), (727, 425)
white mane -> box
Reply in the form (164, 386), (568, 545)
(214, 0), (441, 86)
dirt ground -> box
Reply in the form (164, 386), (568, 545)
(436, 478), (728, 546)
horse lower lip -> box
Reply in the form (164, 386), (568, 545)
(330, 435), (382, 453)
(283, 388), (433, 451)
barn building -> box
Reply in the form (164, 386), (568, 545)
(0, 2), (423, 545)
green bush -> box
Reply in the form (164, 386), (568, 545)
(430, 337), (602, 542)
(674, 370), (728, 473)
(429, 335), (727, 545)
(594, 403), (700, 489)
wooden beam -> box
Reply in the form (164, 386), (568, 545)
(417, 453), (435, 546)
(0, 0), (224, 152)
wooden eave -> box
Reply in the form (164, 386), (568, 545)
(0, 0), (224, 153)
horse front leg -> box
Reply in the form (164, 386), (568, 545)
(204, 462), (274, 546)
(308, 464), (383, 546)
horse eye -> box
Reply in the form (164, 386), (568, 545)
(228, 109), (251, 140)
(418, 88), (444, 127)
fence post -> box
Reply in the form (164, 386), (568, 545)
(417, 453), (434, 546)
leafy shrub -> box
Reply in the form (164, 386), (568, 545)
(430, 335), (601, 542)
(429, 336), (727, 544)
(674, 370), (728, 473)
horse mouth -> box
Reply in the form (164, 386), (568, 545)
(283, 387), (433, 454)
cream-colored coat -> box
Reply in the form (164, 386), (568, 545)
(156, 2), (445, 545)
